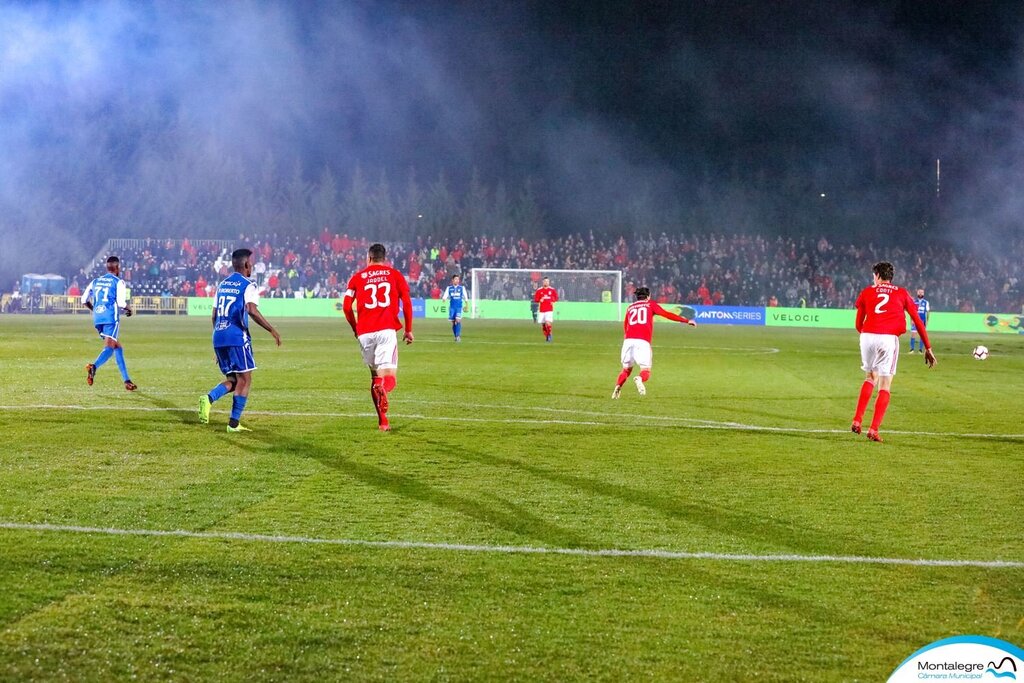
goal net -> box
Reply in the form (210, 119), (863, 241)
(469, 268), (623, 320)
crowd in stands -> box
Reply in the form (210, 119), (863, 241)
(67, 229), (1023, 313)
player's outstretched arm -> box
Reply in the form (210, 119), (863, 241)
(246, 303), (281, 346)
(653, 303), (697, 327)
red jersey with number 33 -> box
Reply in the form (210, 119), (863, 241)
(855, 283), (930, 347)
(623, 300), (690, 343)
(344, 264), (412, 335)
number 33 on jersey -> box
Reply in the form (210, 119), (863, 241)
(344, 264), (411, 335)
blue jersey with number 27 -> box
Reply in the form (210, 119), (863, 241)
(213, 272), (257, 347)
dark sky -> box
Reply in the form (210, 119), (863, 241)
(1, 0), (1022, 278)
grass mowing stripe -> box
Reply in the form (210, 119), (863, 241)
(4, 403), (1024, 440)
(3, 521), (1022, 568)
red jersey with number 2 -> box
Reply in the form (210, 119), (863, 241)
(855, 283), (930, 346)
(623, 300), (690, 343)
(344, 264), (412, 335)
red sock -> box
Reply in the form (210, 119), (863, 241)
(383, 376), (396, 393)
(616, 368), (632, 386)
(869, 390), (891, 431)
(639, 369), (651, 383)
(853, 380), (874, 423)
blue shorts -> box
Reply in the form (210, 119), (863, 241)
(449, 307), (463, 321)
(215, 344), (256, 375)
(95, 322), (120, 340)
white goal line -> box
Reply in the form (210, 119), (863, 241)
(1, 522), (1020, 569)
(1, 403), (1023, 440)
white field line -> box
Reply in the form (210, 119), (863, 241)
(1, 522), (1020, 569)
(2, 403), (1023, 439)
(413, 339), (782, 353)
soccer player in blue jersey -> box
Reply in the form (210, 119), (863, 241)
(909, 288), (930, 353)
(442, 274), (469, 341)
(198, 248), (281, 432)
(82, 256), (136, 391)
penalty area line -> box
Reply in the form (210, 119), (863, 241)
(1, 522), (1021, 569)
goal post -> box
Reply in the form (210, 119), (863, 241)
(469, 268), (623, 321)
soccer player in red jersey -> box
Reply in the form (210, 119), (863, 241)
(343, 243), (414, 432)
(852, 261), (937, 442)
(533, 277), (558, 342)
(612, 287), (696, 398)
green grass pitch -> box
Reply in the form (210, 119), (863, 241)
(0, 314), (1021, 681)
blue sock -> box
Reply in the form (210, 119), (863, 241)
(230, 396), (248, 422)
(208, 383), (230, 403)
(910, 338), (916, 351)
(113, 348), (130, 381)
(455, 322), (461, 337)
(93, 347), (114, 368)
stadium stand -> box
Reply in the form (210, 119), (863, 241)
(67, 233), (1022, 312)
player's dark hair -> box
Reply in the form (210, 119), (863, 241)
(105, 256), (120, 265)
(451, 274), (460, 281)
(232, 248), (253, 270)
(873, 262), (894, 282)
(368, 243), (387, 261)
(635, 287), (651, 300)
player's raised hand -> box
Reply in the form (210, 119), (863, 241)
(924, 348), (937, 368)
(403, 331), (414, 345)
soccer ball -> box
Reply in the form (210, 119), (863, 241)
(972, 345), (989, 360)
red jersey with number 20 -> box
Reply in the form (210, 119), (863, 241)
(623, 300), (690, 343)
(534, 286), (558, 312)
(344, 264), (412, 336)
(855, 283), (930, 347)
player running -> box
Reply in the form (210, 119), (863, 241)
(442, 274), (469, 342)
(908, 288), (930, 353)
(533, 277), (558, 342)
(82, 256), (136, 391)
(198, 248), (281, 432)
(343, 243), (414, 432)
(612, 287), (696, 398)
(851, 262), (936, 442)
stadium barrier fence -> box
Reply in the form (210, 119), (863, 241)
(176, 298), (1024, 335)
(34, 295), (188, 315)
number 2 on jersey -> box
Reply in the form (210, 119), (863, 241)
(874, 293), (890, 314)
(363, 282), (391, 309)
(627, 306), (648, 326)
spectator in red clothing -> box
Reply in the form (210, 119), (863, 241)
(430, 284), (442, 299)
(195, 275), (208, 297)
(267, 272), (279, 291)
(768, 295), (779, 307)
(331, 234), (344, 254)
(697, 280), (710, 303)
(320, 226), (331, 246)
(67, 282), (81, 297)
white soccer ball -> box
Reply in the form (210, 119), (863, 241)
(972, 345), (989, 360)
